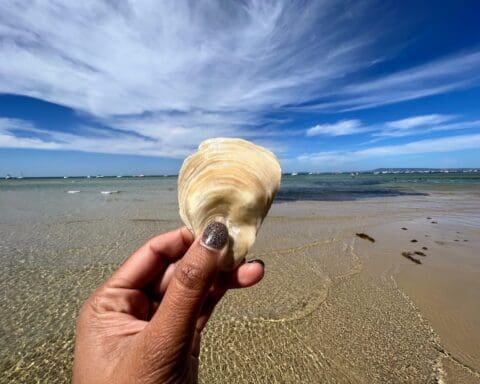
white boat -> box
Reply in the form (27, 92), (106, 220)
(67, 190), (80, 194)
(116, 175), (123, 178)
(5, 175), (11, 180)
(101, 190), (120, 195)
(291, 172), (298, 176)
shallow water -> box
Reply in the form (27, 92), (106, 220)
(1, 173), (479, 383)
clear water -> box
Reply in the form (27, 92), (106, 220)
(1, 172), (478, 225)
(1, 172), (479, 383)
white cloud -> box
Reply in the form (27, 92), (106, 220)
(1, 2), (480, 159)
(386, 114), (455, 129)
(374, 114), (480, 138)
(0, 117), (287, 157)
(298, 133), (480, 165)
(306, 119), (365, 136)
(296, 51), (480, 112)
(305, 114), (480, 140)
(0, 1), (377, 116)
(0, 1), (388, 156)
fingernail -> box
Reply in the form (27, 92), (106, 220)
(201, 222), (229, 251)
(247, 259), (265, 268)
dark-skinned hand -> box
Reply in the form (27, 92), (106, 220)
(73, 222), (264, 383)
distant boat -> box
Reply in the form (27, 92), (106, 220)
(138, 174), (145, 177)
(101, 190), (120, 195)
(291, 172), (298, 176)
(86, 175), (91, 179)
(5, 174), (11, 180)
(63, 176), (69, 179)
(116, 175), (123, 178)
(67, 190), (80, 194)
(96, 175), (103, 178)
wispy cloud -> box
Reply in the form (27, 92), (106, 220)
(0, 1), (378, 139)
(1, 2), (480, 162)
(296, 51), (480, 112)
(297, 133), (480, 167)
(305, 114), (480, 140)
(0, 1), (393, 156)
(385, 114), (455, 129)
(375, 114), (480, 138)
(306, 120), (365, 136)
(0, 117), (178, 156)
(0, 117), (288, 157)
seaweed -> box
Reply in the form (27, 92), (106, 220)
(401, 251), (422, 264)
(355, 233), (375, 243)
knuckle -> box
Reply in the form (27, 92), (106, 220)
(107, 276), (133, 289)
(86, 287), (113, 314)
(176, 261), (209, 291)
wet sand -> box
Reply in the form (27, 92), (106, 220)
(1, 183), (480, 383)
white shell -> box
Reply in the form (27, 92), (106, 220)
(178, 138), (281, 269)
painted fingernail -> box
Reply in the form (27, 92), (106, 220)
(247, 259), (265, 268)
(201, 222), (228, 251)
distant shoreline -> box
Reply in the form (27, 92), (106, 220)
(2, 168), (479, 179)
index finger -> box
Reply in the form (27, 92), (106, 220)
(107, 226), (194, 289)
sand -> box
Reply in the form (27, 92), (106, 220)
(1, 183), (479, 383)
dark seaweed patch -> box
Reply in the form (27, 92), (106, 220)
(355, 233), (375, 243)
(275, 187), (428, 202)
(401, 251), (422, 264)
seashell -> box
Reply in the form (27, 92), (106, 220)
(178, 138), (281, 270)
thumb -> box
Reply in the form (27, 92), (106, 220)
(141, 222), (229, 360)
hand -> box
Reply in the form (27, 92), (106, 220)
(73, 222), (264, 383)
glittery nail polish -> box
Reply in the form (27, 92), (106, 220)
(201, 222), (228, 250)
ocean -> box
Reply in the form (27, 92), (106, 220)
(1, 172), (480, 383)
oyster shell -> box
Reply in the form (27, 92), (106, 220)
(178, 138), (281, 269)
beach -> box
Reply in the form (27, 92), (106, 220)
(1, 173), (479, 383)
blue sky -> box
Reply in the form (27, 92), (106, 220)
(0, 1), (480, 176)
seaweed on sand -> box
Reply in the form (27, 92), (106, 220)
(402, 251), (422, 264)
(355, 233), (375, 243)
